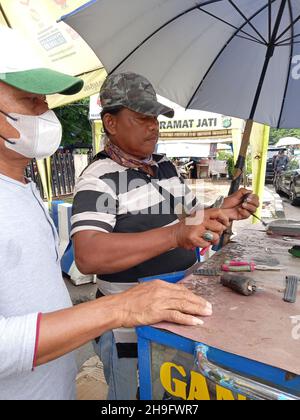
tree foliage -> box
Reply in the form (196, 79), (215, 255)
(54, 98), (92, 147)
(269, 128), (300, 145)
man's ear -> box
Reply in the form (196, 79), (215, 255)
(102, 113), (117, 136)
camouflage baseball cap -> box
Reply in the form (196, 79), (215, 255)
(100, 72), (174, 118)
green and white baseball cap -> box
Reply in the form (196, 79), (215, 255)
(0, 26), (83, 95)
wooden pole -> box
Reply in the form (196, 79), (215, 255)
(222, 119), (254, 245)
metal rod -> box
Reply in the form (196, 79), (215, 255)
(186, 0), (277, 109)
(249, 0), (287, 121)
(0, 3), (12, 27)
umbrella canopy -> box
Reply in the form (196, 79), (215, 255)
(276, 136), (300, 146)
(62, 0), (300, 129)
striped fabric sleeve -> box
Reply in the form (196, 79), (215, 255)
(71, 172), (118, 237)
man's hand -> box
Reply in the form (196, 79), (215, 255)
(172, 208), (230, 250)
(116, 280), (212, 328)
(222, 188), (260, 221)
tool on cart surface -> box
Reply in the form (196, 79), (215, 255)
(289, 246), (300, 258)
(221, 273), (257, 296)
(193, 268), (220, 276)
(267, 220), (300, 237)
(221, 260), (284, 272)
(284, 276), (299, 303)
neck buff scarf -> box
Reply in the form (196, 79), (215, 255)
(104, 140), (158, 177)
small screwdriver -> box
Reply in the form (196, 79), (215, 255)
(251, 213), (268, 227)
(243, 193), (268, 227)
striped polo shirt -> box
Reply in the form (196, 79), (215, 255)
(71, 151), (198, 285)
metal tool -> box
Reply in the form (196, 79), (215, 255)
(221, 273), (257, 296)
(222, 260), (255, 272)
(243, 193), (268, 227)
(193, 268), (220, 276)
(284, 276), (299, 303)
(251, 213), (268, 228)
(222, 260), (284, 272)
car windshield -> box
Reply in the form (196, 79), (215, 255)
(267, 150), (279, 159)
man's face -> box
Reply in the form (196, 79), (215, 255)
(0, 81), (49, 148)
(104, 108), (160, 159)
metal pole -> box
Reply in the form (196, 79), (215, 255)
(228, 0), (287, 195)
(0, 3), (11, 27)
(222, 0), (287, 246)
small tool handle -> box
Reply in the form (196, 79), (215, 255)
(222, 264), (255, 273)
(284, 276), (299, 303)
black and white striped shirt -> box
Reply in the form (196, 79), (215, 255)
(71, 151), (198, 285)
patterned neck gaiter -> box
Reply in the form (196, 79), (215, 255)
(104, 140), (157, 177)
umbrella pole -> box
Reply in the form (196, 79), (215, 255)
(221, 0), (287, 246)
(229, 119), (253, 195)
(222, 119), (253, 246)
(0, 4), (11, 27)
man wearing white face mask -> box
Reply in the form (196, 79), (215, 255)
(0, 108), (62, 160)
(0, 27), (212, 400)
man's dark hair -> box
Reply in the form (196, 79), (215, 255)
(101, 106), (124, 135)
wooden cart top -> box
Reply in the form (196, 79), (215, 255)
(155, 228), (300, 375)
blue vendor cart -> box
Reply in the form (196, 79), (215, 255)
(137, 229), (300, 400)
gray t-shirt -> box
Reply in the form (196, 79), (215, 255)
(0, 174), (77, 400)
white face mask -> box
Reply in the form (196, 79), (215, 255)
(0, 110), (62, 160)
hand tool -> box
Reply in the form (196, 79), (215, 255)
(284, 276), (300, 303)
(221, 273), (257, 296)
(243, 193), (268, 227)
(200, 246), (210, 256)
(222, 261), (256, 272)
(251, 213), (268, 228)
(222, 260), (284, 272)
(193, 268), (220, 276)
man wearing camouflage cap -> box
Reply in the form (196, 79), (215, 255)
(72, 72), (259, 400)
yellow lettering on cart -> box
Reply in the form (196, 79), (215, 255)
(187, 371), (210, 400)
(216, 385), (235, 400)
(160, 363), (187, 399)
(216, 385), (246, 400)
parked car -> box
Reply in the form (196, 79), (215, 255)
(265, 147), (285, 184)
(275, 156), (300, 205)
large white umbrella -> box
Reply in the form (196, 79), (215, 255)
(276, 136), (300, 146)
(62, 0), (300, 129)
(61, 0), (300, 197)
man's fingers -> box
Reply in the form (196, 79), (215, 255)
(171, 285), (213, 312)
(165, 311), (205, 326)
(242, 202), (259, 214)
(168, 298), (213, 317)
(212, 210), (230, 227)
(205, 219), (227, 234)
(162, 283), (212, 312)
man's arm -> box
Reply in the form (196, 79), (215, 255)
(73, 209), (230, 275)
(0, 281), (212, 374)
(0, 314), (39, 378)
(36, 280), (212, 366)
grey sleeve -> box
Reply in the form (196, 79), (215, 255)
(0, 313), (39, 379)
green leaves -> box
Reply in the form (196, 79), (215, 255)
(54, 98), (92, 147)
